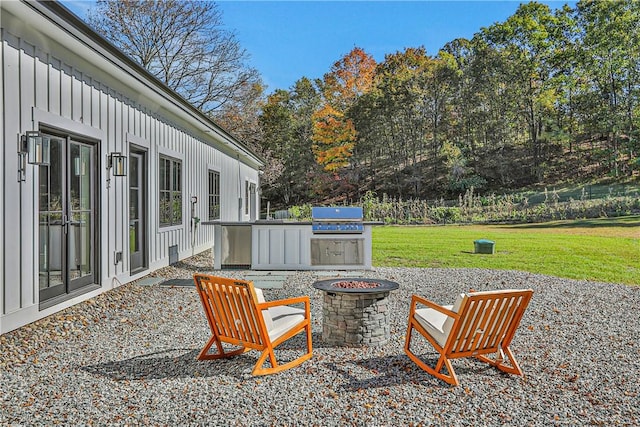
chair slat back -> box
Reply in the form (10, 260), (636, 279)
(194, 275), (266, 348)
(448, 290), (532, 356)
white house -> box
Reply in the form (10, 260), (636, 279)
(1, 0), (264, 334)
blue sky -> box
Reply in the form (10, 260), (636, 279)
(62, 1), (573, 93)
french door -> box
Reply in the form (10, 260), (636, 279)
(39, 135), (97, 303)
(129, 150), (147, 274)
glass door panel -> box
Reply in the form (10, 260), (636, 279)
(129, 151), (147, 273)
(39, 136), (97, 302)
(68, 143), (94, 290)
(39, 138), (65, 300)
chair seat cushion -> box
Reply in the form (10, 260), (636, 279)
(267, 306), (306, 341)
(415, 304), (454, 348)
(254, 288), (274, 330)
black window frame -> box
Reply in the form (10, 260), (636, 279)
(208, 170), (221, 221)
(159, 155), (182, 227)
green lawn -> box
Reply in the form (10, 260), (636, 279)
(372, 215), (640, 285)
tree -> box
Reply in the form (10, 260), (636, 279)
(445, 35), (528, 188)
(321, 47), (377, 109)
(259, 78), (323, 205)
(214, 80), (266, 155)
(363, 47), (433, 196)
(311, 104), (356, 172)
(312, 48), (376, 173)
(442, 38), (486, 162)
(89, 0), (261, 115)
(481, 2), (562, 181)
(575, 0), (640, 177)
(350, 47), (460, 197)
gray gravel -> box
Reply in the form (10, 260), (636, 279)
(2, 250), (639, 426)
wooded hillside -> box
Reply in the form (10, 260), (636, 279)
(256, 1), (639, 208)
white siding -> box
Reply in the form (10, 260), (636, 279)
(3, 29), (22, 317)
(1, 2), (262, 334)
(20, 38), (37, 309)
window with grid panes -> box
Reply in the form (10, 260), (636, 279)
(208, 170), (220, 220)
(159, 155), (182, 226)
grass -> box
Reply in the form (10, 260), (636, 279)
(372, 215), (640, 286)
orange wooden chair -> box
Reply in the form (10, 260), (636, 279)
(193, 274), (313, 375)
(405, 288), (533, 386)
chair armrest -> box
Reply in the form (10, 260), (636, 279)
(410, 294), (459, 320)
(257, 296), (311, 319)
(258, 295), (309, 308)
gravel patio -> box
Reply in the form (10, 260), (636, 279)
(2, 250), (639, 426)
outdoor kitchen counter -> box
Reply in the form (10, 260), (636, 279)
(252, 221), (375, 270)
(202, 220), (313, 225)
(202, 220), (381, 225)
(203, 220), (378, 270)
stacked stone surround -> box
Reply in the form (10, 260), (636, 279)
(321, 291), (391, 346)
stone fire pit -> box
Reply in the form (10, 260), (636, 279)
(312, 278), (399, 346)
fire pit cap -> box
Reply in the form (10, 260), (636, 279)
(312, 278), (399, 293)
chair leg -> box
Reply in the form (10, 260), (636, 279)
(197, 335), (248, 360)
(404, 323), (459, 386)
(252, 344), (313, 376)
(251, 326), (313, 376)
(305, 323), (313, 355)
(434, 354), (459, 386)
(475, 346), (523, 376)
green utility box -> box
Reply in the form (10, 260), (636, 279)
(474, 239), (495, 254)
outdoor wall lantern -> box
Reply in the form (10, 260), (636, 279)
(18, 131), (50, 181)
(22, 131), (51, 164)
(108, 152), (127, 177)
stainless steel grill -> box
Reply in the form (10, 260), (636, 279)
(311, 206), (364, 234)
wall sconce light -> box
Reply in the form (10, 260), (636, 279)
(22, 131), (51, 165)
(106, 152), (127, 188)
(108, 152), (127, 177)
(18, 131), (50, 181)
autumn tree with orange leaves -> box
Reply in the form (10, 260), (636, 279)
(312, 47), (376, 172)
(311, 104), (356, 171)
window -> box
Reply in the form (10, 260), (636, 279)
(208, 170), (220, 220)
(245, 180), (250, 215)
(159, 155), (182, 226)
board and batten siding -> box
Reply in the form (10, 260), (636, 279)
(1, 1), (262, 334)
